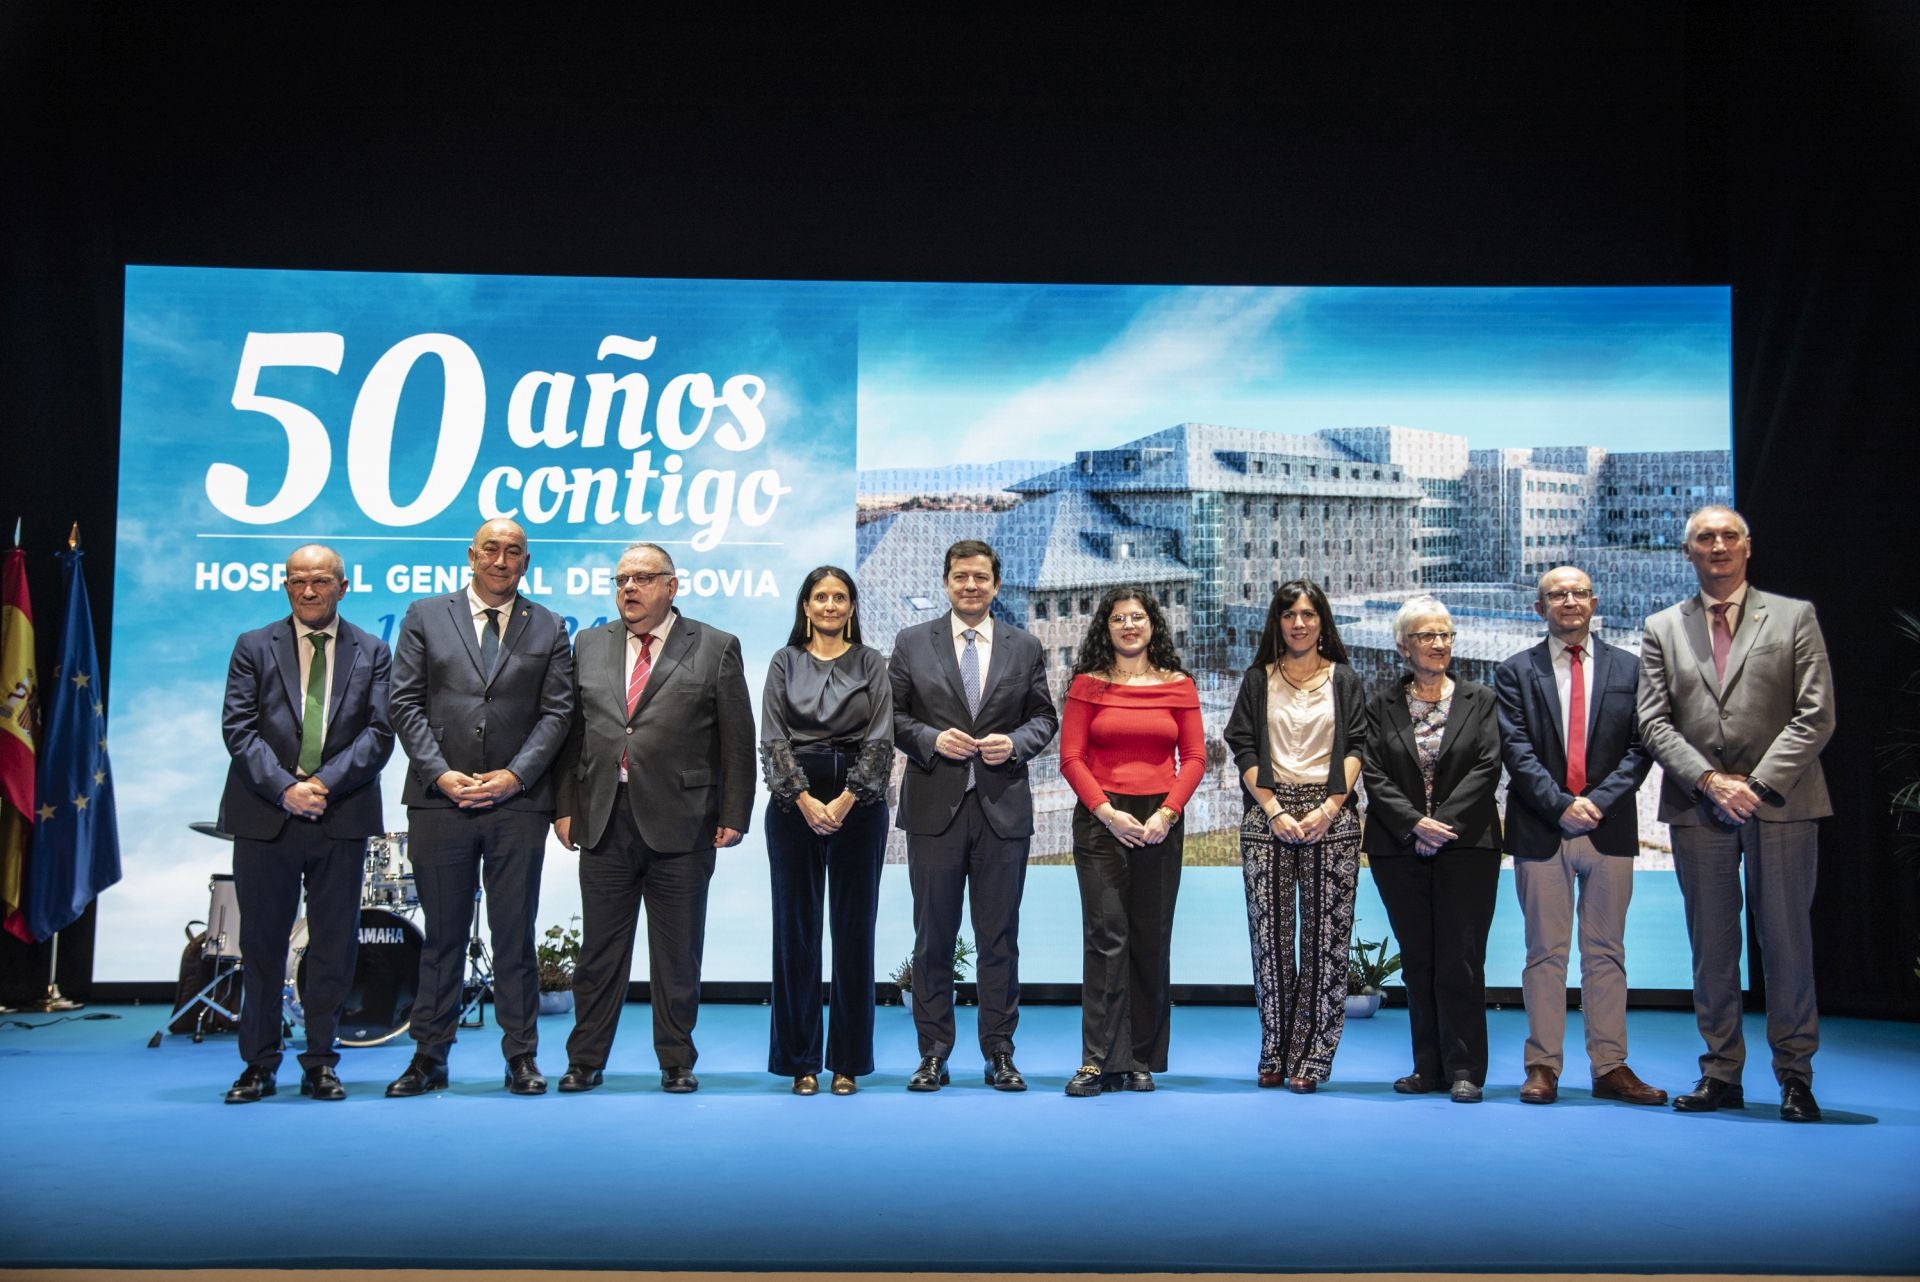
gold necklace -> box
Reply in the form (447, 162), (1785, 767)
(1278, 659), (1330, 692)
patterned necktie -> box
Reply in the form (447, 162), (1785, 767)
(1709, 601), (1733, 683)
(622, 633), (653, 773)
(480, 607), (502, 677)
(1565, 643), (1587, 795)
(961, 628), (981, 790)
(298, 632), (328, 776)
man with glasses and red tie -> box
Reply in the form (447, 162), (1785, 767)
(1639, 506), (1835, 1122)
(551, 542), (754, 1095)
(1495, 566), (1661, 1108)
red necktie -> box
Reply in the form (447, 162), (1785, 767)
(621, 633), (653, 772)
(1566, 643), (1587, 795)
(1709, 601), (1733, 683)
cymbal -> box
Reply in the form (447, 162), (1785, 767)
(189, 821), (233, 842)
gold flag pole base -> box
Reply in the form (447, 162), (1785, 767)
(32, 984), (83, 1012)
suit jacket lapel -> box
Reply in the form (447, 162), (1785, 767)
(326, 624), (357, 724)
(1528, 642), (1566, 760)
(1387, 678), (1419, 765)
(973, 621), (1009, 715)
(1584, 635), (1620, 749)
(1681, 597), (1721, 697)
(931, 613), (970, 718)
(1720, 591), (1769, 695)
(447, 593), (487, 682)
(274, 619), (304, 718)
(600, 622), (630, 717)
(486, 594), (534, 690)
(1432, 679), (1475, 766)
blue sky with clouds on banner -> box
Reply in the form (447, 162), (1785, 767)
(855, 284), (1730, 468)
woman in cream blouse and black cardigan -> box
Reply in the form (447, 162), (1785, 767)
(1224, 579), (1367, 1092)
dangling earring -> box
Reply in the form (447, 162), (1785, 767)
(805, 615), (812, 640)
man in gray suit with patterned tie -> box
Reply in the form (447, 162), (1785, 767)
(385, 518), (575, 1098)
(889, 539), (1058, 1093)
(1638, 505), (1835, 1122)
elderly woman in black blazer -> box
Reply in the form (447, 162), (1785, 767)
(1362, 594), (1503, 1103)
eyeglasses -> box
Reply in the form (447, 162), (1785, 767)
(286, 576), (338, 590)
(615, 571), (672, 588)
(1542, 588), (1594, 604)
(1108, 613), (1149, 627)
(1409, 631), (1455, 646)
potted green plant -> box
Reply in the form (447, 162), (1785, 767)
(1346, 934), (1401, 1019)
(886, 936), (975, 1004)
(537, 916), (582, 1015)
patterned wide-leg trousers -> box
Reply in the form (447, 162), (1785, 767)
(1241, 785), (1362, 1080)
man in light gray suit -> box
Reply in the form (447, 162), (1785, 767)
(385, 517), (575, 1098)
(551, 542), (755, 1094)
(1638, 505), (1835, 1122)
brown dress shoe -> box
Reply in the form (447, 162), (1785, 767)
(1593, 1063), (1669, 1105)
(1519, 1065), (1559, 1104)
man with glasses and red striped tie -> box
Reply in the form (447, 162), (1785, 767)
(1495, 565), (1660, 1109)
(551, 541), (754, 1095)
(1639, 506), (1836, 1122)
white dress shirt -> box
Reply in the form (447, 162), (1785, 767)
(1550, 633), (1595, 757)
(294, 615), (340, 773)
(619, 612), (676, 782)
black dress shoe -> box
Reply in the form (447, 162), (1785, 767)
(792, 1073), (820, 1096)
(299, 1065), (346, 1101)
(984, 1051), (1027, 1091)
(1124, 1070), (1156, 1092)
(385, 1056), (450, 1098)
(1287, 1076), (1318, 1094)
(505, 1053), (547, 1095)
(907, 1055), (950, 1092)
(1393, 1072), (1436, 1095)
(1065, 1065), (1108, 1097)
(1449, 1079), (1483, 1104)
(1672, 1075), (1745, 1113)
(225, 1064), (277, 1104)
(830, 1073), (858, 1096)
(661, 1066), (699, 1094)
(557, 1064), (603, 1093)
(1780, 1075), (1822, 1123)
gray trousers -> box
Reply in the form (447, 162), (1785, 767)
(1514, 835), (1633, 1077)
(1671, 817), (1820, 1084)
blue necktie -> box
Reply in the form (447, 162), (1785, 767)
(961, 628), (981, 790)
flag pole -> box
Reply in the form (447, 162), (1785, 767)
(32, 524), (85, 1012)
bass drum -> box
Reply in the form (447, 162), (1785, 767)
(283, 907), (423, 1046)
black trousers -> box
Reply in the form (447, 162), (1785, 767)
(906, 791), (1030, 1061)
(567, 786), (716, 1071)
(1070, 793), (1182, 1073)
(1370, 848), (1501, 1086)
(233, 824), (364, 1072)
(764, 745), (888, 1077)
(406, 804), (548, 1066)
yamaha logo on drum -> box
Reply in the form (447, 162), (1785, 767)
(360, 925), (409, 945)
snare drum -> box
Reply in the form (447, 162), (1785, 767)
(361, 832), (419, 910)
(202, 873), (243, 959)
(283, 907), (424, 1046)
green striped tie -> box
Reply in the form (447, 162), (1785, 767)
(298, 632), (329, 776)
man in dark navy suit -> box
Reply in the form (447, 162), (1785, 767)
(219, 544), (393, 1103)
(1494, 565), (1661, 1107)
(385, 517), (575, 1098)
(888, 539), (1057, 1092)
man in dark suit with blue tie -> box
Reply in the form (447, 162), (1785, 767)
(1494, 565), (1663, 1107)
(889, 539), (1058, 1092)
(385, 518), (575, 1098)
(219, 544), (394, 1103)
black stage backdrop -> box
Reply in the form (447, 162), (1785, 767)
(3, 4), (1914, 1017)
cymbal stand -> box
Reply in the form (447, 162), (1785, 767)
(457, 888), (492, 1028)
(148, 955), (242, 1047)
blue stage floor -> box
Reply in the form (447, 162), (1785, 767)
(2, 1002), (1916, 1274)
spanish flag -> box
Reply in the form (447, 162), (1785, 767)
(0, 545), (37, 942)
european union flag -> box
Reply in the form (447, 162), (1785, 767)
(25, 547), (120, 941)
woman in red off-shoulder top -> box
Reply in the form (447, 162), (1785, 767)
(1056, 586), (1204, 1097)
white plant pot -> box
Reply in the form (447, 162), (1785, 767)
(1344, 991), (1383, 1019)
(538, 990), (575, 1016)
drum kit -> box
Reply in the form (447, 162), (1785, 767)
(153, 828), (493, 1049)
